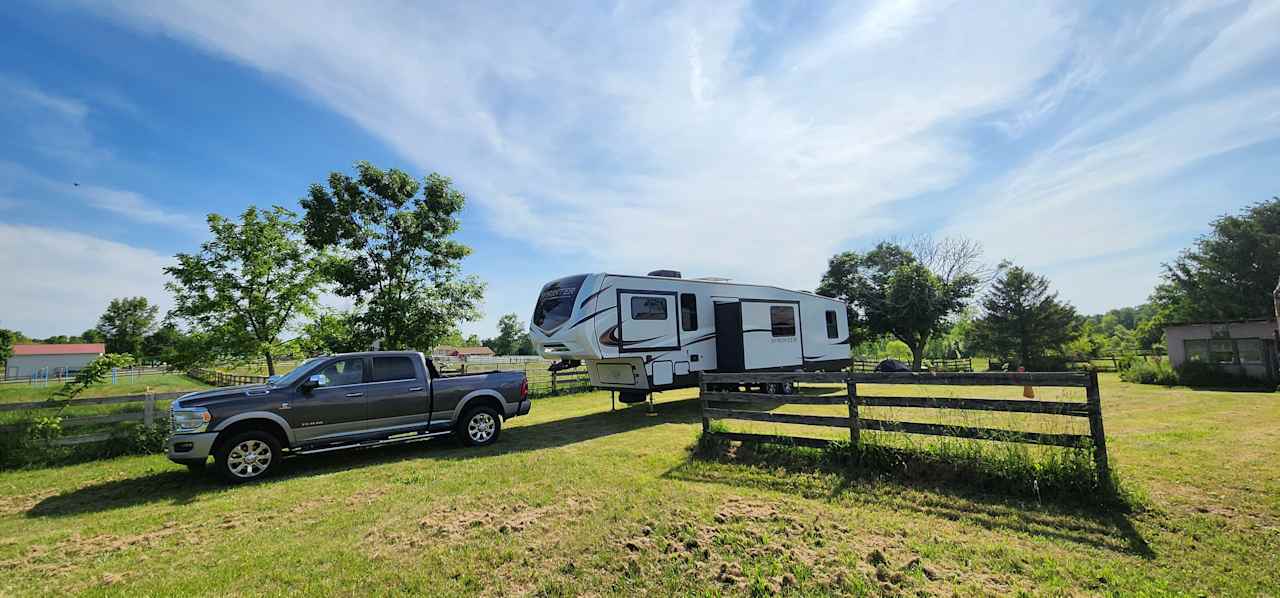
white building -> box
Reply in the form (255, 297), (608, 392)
(5, 343), (106, 379)
(1164, 319), (1276, 382)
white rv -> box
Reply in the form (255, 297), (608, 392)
(529, 271), (851, 402)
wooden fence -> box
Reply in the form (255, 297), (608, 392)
(699, 370), (1110, 488)
(188, 368), (268, 387)
(0, 392), (186, 446)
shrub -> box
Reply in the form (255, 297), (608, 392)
(1121, 359), (1178, 385)
(1175, 361), (1260, 388)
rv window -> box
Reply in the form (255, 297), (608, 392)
(533, 275), (587, 331)
(770, 306), (796, 337)
(631, 296), (668, 320)
(825, 310), (838, 338)
(680, 293), (698, 331)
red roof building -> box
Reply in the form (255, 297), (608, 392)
(12, 343), (106, 356)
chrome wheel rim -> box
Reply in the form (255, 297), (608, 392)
(227, 439), (272, 478)
(468, 412), (496, 443)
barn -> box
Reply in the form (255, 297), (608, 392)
(4, 343), (106, 379)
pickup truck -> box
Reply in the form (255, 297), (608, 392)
(165, 351), (529, 482)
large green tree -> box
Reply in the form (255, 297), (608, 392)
(95, 297), (159, 356)
(1151, 197), (1280, 322)
(483, 313), (534, 356)
(301, 161), (485, 351)
(970, 263), (1080, 367)
(166, 206), (324, 375)
(818, 242), (979, 370)
(300, 309), (376, 355)
(0, 329), (16, 372)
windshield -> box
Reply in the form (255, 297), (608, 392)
(270, 357), (324, 387)
(532, 274), (587, 331)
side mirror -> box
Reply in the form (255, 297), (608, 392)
(301, 374), (323, 393)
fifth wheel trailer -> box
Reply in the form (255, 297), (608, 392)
(529, 271), (851, 402)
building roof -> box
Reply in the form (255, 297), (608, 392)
(455, 346), (495, 356)
(1163, 317), (1275, 328)
(11, 343), (106, 356)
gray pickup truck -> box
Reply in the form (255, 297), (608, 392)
(166, 351), (529, 482)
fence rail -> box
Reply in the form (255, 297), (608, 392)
(0, 391), (186, 445)
(849, 358), (974, 373)
(699, 370), (1110, 490)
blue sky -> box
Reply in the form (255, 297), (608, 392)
(1, 0), (1278, 340)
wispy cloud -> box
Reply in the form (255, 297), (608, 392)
(83, 0), (1280, 322)
(73, 184), (205, 232)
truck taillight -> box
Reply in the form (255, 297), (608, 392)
(520, 378), (528, 400)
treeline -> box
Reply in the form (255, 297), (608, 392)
(819, 195), (1278, 372)
(1, 161), (488, 376)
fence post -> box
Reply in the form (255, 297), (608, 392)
(699, 374), (711, 434)
(551, 371), (558, 395)
(1085, 370), (1112, 492)
(846, 377), (860, 445)
(143, 391), (155, 427)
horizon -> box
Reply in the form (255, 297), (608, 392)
(2, 1), (1278, 339)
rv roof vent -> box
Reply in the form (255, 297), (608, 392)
(692, 276), (731, 282)
(647, 269), (682, 278)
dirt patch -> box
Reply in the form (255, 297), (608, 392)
(0, 490), (59, 517)
(362, 496), (598, 559)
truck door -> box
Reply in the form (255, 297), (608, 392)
(364, 354), (430, 431)
(287, 356), (371, 444)
(618, 291), (679, 352)
(741, 301), (803, 370)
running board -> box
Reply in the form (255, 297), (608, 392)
(292, 430), (452, 456)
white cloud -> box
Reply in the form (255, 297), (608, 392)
(89, 0), (1072, 293)
(0, 224), (174, 338)
(73, 184), (205, 232)
(81, 0), (1280, 334)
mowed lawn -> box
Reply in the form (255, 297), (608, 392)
(0, 375), (1277, 596)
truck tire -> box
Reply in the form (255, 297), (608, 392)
(213, 430), (281, 483)
(457, 405), (502, 446)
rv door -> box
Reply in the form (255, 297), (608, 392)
(741, 301), (803, 370)
(617, 291), (679, 352)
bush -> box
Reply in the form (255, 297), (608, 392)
(1175, 361), (1260, 388)
(1120, 359), (1178, 385)
(0, 416), (170, 470)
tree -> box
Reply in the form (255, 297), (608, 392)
(300, 310), (375, 355)
(483, 313), (534, 356)
(141, 323), (187, 364)
(166, 206), (324, 375)
(95, 297), (159, 356)
(301, 161), (485, 351)
(970, 263), (1080, 367)
(1151, 197), (1280, 322)
(0, 329), (16, 371)
(818, 242), (979, 369)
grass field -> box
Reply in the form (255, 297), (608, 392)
(0, 375), (1277, 595)
(0, 374), (210, 406)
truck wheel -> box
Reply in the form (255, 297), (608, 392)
(457, 406), (502, 446)
(213, 431), (281, 483)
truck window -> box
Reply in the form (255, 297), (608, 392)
(770, 306), (796, 337)
(317, 358), (366, 387)
(680, 293), (698, 331)
(825, 310), (839, 338)
(371, 356), (417, 382)
(632, 296), (668, 320)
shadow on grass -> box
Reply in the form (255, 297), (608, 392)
(665, 440), (1155, 559)
(26, 396), (706, 518)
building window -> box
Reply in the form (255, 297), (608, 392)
(680, 293), (698, 331)
(631, 296), (668, 321)
(825, 310), (839, 339)
(1184, 339), (1209, 362)
(1236, 338), (1263, 365)
(1209, 339), (1236, 364)
(770, 306), (796, 337)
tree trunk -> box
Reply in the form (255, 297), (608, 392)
(909, 340), (925, 371)
(264, 351), (276, 376)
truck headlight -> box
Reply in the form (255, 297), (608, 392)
(171, 408), (211, 434)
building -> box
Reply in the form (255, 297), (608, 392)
(1164, 318), (1276, 381)
(4, 343), (106, 379)
(431, 345), (497, 359)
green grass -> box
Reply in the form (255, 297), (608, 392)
(0, 375), (1277, 595)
